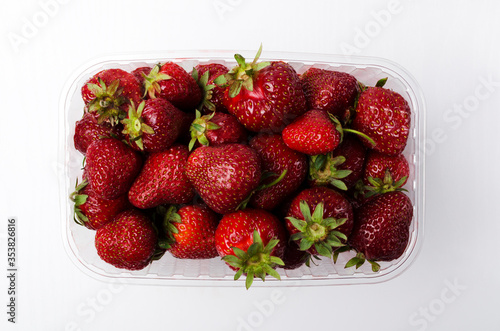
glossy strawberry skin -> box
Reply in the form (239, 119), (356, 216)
(282, 109), (341, 155)
(300, 68), (359, 118)
(128, 145), (195, 209)
(85, 138), (143, 200)
(81, 68), (142, 110)
(280, 240), (309, 270)
(352, 86), (411, 156)
(215, 209), (287, 263)
(223, 61), (307, 132)
(74, 180), (131, 230)
(249, 134), (307, 210)
(95, 209), (158, 270)
(156, 62), (202, 111)
(285, 186), (354, 255)
(73, 112), (123, 155)
(168, 205), (219, 259)
(191, 112), (248, 149)
(206, 112), (247, 145)
(131, 66), (151, 86)
(186, 143), (262, 214)
(348, 191), (413, 261)
(193, 63), (229, 113)
(363, 151), (410, 186)
(125, 98), (184, 152)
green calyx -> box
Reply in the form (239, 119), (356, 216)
(214, 43), (270, 98)
(309, 154), (352, 191)
(86, 78), (127, 126)
(345, 252), (380, 273)
(69, 178), (89, 226)
(192, 68), (217, 112)
(157, 205), (182, 250)
(287, 201), (347, 259)
(121, 101), (154, 151)
(143, 63), (171, 99)
(188, 109), (221, 151)
(222, 230), (284, 290)
(364, 169), (408, 198)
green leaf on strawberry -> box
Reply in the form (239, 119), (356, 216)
(121, 101), (155, 151)
(222, 230), (284, 290)
(287, 201), (347, 258)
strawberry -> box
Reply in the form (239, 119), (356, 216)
(362, 151), (410, 197)
(346, 191), (413, 272)
(215, 208), (286, 289)
(121, 99), (184, 152)
(85, 138), (143, 200)
(143, 62), (202, 111)
(282, 109), (341, 155)
(159, 205), (219, 259)
(218, 46), (307, 132)
(73, 112), (123, 155)
(285, 186), (354, 258)
(352, 78), (411, 156)
(70, 179), (131, 230)
(309, 134), (366, 191)
(300, 68), (359, 118)
(81, 68), (142, 125)
(192, 63), (229, 113)
(189, 110), (248, 150)
(131, 66), (151, 86)
(248, 133), (307, 210)
(280, 240), (310, 270)
(128, 144), (195, 209)
(95, 209), (158, 270)
(186, 143), (262, 214)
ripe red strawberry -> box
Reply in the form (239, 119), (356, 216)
(215, 208), (286, 289)
(186, 143), (262, 214)
(81, 68), (142, 125)
(70, 179), (131, 230)
(192, 63), (229, 113)
(300, 68), (359, 118)
(131, 66), (151, 86)
(159, 205), (219, 259)
(285, 186), (354, 258)
(73, 112), (123, 155)
(189, 110), (248, 150)
(346, 191), (413, 272)
(280, 240), (310, 270)
(218, 46), (307, 132)
(128, 144), (195, 209)
(362, 151), (410, 197)
(309, 134), (366, 191)
(282, 109), (341, 155)
(121, 99), (184, 152)
(85, 138), (143, 200)
(352, 78), (411, 156)
(95, 209), (158, 270)
(248, 133), (307, 210)
(143, 62), (202, 111)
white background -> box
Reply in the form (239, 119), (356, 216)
(1, 0), (499, 330)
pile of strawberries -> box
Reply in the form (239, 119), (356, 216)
(70, 46), (414, 289)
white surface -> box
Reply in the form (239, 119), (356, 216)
(0, 0), (499, 330)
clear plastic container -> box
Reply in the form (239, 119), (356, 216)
(58, 50), (426, 286)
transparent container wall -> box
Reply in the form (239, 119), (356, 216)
(59, 51), (425, 287)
